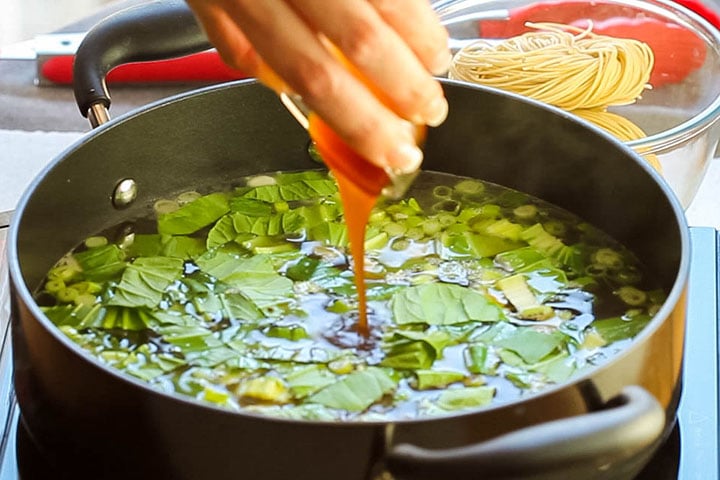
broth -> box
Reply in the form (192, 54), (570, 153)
(36, 170), (665, 421)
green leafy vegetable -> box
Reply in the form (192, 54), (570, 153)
(158, 192), (230, 235)
(391, 283), (504, 325)
(308, 367), (396, 412)
(286, 256), (321, 281)
(495, 328), (566, 364)
(593, 314), (652, 344)
(229, 197), (274, 216)
(388, 329), (452, 358)
(74, 244), (126, 281)
(286, 365), (336, 398)
(242, 179), (337, 202)
(220, 256), (294, 308)
(380, 340), (436, 369)
(108, 257), (184, 308)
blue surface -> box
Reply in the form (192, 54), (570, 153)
(678, 227), (719, 479)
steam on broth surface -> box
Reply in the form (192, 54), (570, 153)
(36, 170), (664, 421)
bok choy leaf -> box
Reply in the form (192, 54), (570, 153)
(391, 283), (504, 325)
(308, 367), (396, 411)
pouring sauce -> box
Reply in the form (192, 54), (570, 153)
(307, 114), (393, 337)
(262, 51), (423, 337)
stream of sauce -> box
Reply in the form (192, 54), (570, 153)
(259, 55), (422, 337)
(307, 114), (390, 337)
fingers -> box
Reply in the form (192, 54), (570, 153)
(188, 0), (449, 174)
(367, 0), (452, 76)
(284, 0), (449, 128)
(217, 0), (423, 172)
(187, 0), (291, 92)
(185, 0), (262, 75)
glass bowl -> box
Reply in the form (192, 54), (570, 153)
(434, 0), (720, 207)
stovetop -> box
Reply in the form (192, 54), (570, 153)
(0, 227), (717, 479)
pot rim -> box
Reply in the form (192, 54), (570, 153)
(7, 78), (692, 428)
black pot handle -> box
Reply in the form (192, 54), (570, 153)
(73, 0), (210, 126)
(386, 385), (665, 480)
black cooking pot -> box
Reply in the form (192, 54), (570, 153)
(7, 1), (690, 479)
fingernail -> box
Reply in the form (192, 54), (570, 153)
(387, 141), (424, 174)
(430, 49), (453, 76)
(425, 96), (449, 127)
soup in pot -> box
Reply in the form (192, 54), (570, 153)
(36, 169), (664, 421)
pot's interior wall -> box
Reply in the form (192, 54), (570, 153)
(15, 82), (312, 290)
(424, 83), (683, 287)
(15, 80), (683, 292)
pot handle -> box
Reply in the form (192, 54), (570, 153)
(386, 385), (666, 480)
(73, 0), (211, 127)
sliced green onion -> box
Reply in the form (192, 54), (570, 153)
(542, 220), (567, 237)
(585, 264), (608, 277)
(176, 191), (202, 205)
(48, 264), (81, 283)
(405, 227), (425, 241)
(246, 175), (277, 187)
(591, 248), (624, 270)
(154, 199), (180, 215)
(422, 219), (442, 236)
(56, 287), (79, 303)
(84, 236), (108, 249)
(45, 279), (65, 294)
(432, 200), (460, 215)
(433, 185), (453, 199)
(617, 286), (647, 306)
(611, 266), (642, 285)
(391, 238), (411, 251)
(383, 222), (407, 237)
(436, 212), (457, 227)
(326, 299), (352, 314)
(513, 204), (538, 220)
(454, 179), (485, 195)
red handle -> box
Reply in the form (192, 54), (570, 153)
(41, 50), (247, 85)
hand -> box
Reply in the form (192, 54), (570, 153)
(186, 0), (451, 173)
